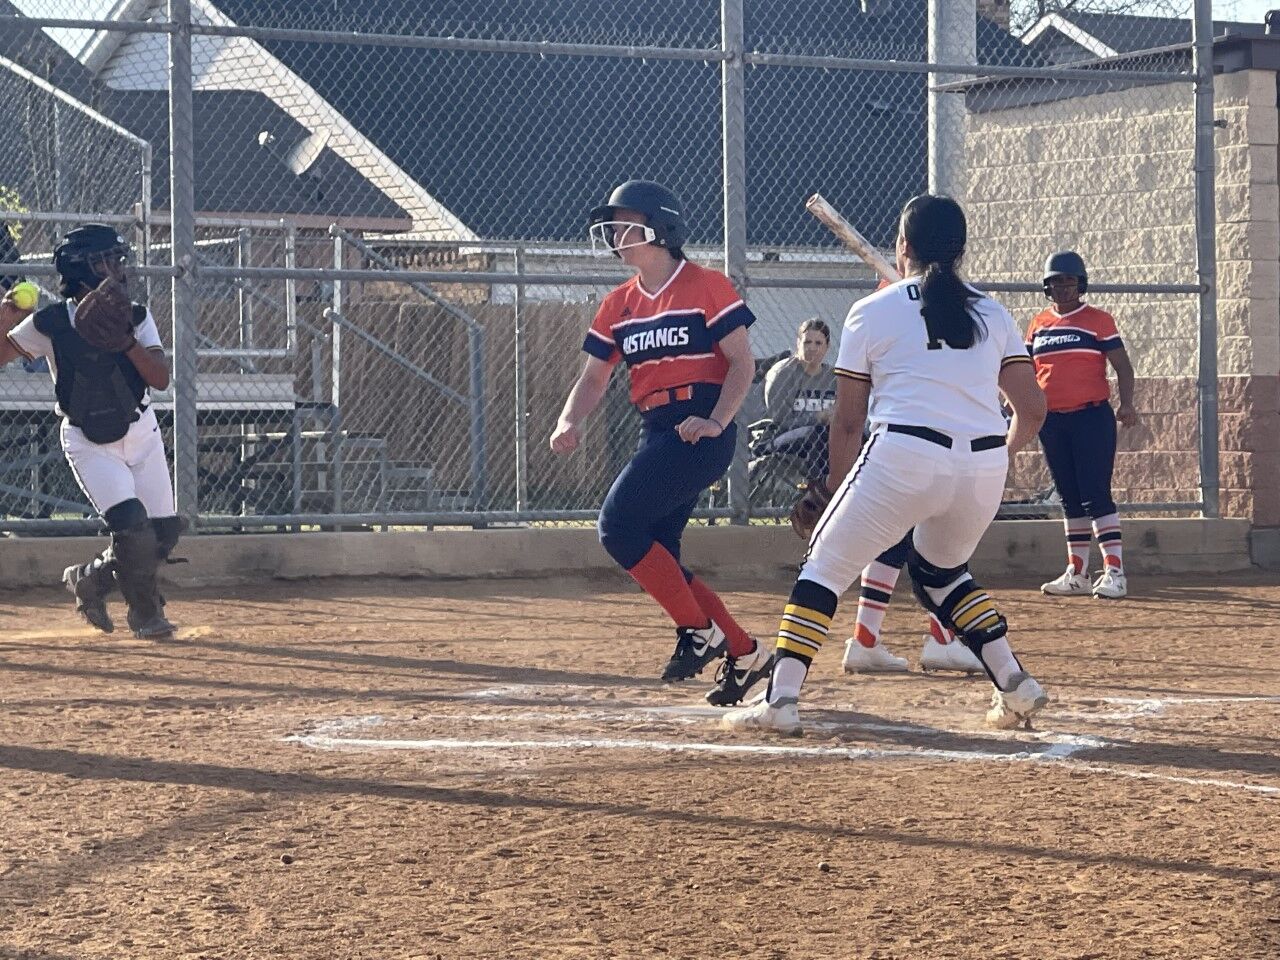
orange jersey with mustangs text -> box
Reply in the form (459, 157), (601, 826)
(582, 260), (755, 405)
(1025, 303), (1123, 412)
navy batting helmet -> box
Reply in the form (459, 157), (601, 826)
(1042, 250), (1088, 297)
(588, 180), (688, 255)
(53, 223), (131, 292)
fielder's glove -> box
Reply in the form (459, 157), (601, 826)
(75, 278), (136, 353)
(789, 477), (833, 540)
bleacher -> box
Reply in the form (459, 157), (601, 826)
(0, 369), (439, 522)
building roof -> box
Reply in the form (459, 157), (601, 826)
(1056, 12), (1264, 52)
(1022, 11), (1265, 65)
(965, 12), (1274, 115)
(203, 0), (1033, 247)
(0, 0), (409, 226)
(96, 87), (408, 222)
(6, 0), (1039, 246)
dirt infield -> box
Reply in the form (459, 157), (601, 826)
(1, 570), (1277, 959)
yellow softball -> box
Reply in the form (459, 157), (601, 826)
(9, 281), (38, 311)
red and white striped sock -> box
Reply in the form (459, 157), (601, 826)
(1065, 517), (1092, 574)
(853, 560), (900, 648)
(1092, 513), (1124, 571)
(927, 612), (957, 645)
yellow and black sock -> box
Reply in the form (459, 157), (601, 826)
(771, 579), (838, 701)
(949, 587), (1002, 637)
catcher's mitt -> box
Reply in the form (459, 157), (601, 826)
(75, 278), (135, 352)
(789, 477), (834, 540)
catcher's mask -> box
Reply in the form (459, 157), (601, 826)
(587, 180), (687, 258)
(54, 224), (132, 294)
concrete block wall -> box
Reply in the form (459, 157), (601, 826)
(0, 520), (1254, 591)
(964, 70), (1280, 525)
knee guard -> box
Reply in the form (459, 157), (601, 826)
(151, 515), (187, 562)
(907, 547), (1007, 650)
(875, 530), (912, 570)
(103, 497), (148, 533)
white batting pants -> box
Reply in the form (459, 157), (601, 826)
(800, 429), (1008, 596)
(60, 407), (176, 518)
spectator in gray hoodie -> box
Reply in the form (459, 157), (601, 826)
(760, 317), (836, 476)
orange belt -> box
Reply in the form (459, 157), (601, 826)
(637, 384), (695, 413)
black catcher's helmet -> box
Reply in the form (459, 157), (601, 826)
(1042, 250), (1088, 297)
(53, 223), (132, 291)
(588, 180), (688, 255)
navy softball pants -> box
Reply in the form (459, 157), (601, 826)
(598, 423), (737, 572)
(1038, 402), (1117, 519)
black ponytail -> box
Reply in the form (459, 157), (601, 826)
(900, 195), (985, 349)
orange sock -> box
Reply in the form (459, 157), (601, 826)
(627, 544), (707, 629)
(688, 577), (754, 657)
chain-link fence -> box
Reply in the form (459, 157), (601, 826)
(0, 0), (1227, 532)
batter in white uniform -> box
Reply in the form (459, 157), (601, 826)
(723, 195), (1050, 734)
(0, 224), (182, 639)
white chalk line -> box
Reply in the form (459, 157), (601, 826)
(285, 733), (1064, 763)
(1052, 762), (1280, 797)
(286, 687), (1279, 798)
(461, 683), (1280, 723)
(284, 731), (1279, 797)
(1060, 694), (1280, 722)
(298, 705), (1101, 753)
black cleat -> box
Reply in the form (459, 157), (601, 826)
(128, 609), (176, 642)
(63, 564), (114, 634)
(660, 622), (726, 683)
(706, 644), (774, 707)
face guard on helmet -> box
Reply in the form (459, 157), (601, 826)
(586, 180), (687, 259)
(587, 219), (659, 256)
(53, 224), (133, 292)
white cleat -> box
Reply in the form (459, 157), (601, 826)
(919, 636), (984, 674)
(720, 694), (802, 736)
(1092, 568), (1128, 600)
(1040, 565), (1092, 597)
(841, 639), (909, 674)
(985, 671), (1050, 730)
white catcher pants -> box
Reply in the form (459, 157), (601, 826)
(800, 428), (1008, 596)
(60, 406), (175, 518)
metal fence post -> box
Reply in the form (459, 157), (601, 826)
(331, 231), (344, 515)
(284, 221), (298, 353)
(139, 142), (152, 303)
(236, 228), (253, 370)
(721, 0), (749, 524)
(168, 0), (200, 524)
(928, 0), (975, 198)
(514, 247), (528, 513)
(1192, 0), (1219, 519)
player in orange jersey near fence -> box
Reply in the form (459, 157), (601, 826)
(1027, 251), (1138, 601)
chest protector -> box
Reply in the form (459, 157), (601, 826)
(35, 301), (148, 444)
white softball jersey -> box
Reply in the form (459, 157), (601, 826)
(833, 278), (1027, 440)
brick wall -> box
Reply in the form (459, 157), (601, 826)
(964, 69), (1280, 524)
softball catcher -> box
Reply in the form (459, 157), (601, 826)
(0, 224), (182, 640)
